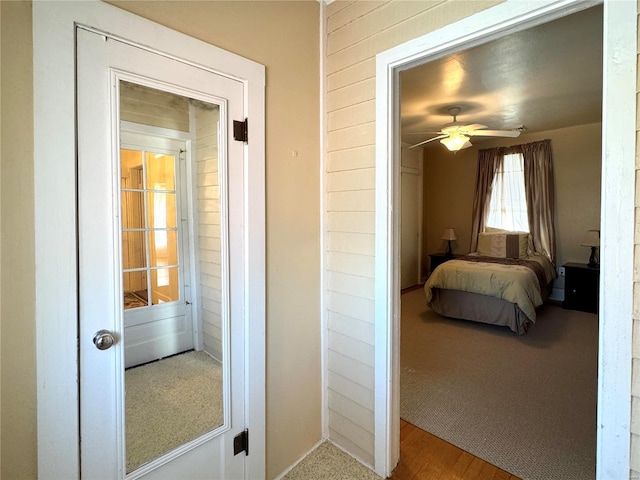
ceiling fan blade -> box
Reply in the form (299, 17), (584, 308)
(467, 129), (521, 138)
(408, 135), (448, 149)
(405, 131), (445, 135)
(462, 123), (488, 131)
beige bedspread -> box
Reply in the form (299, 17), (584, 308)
(424, 254), (556, 323)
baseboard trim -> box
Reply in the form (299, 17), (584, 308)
(549, 287), (564, 302)
(327, 438), (376, 473)
(401, 283), (424, 295)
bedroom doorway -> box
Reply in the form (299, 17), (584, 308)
(374, 0), (635, 478)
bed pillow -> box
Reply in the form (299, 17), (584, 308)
(477, 232), (529, 258)
(484, 227), (509, 234)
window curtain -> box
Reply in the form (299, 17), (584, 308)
(521, 139), (556, 263)
(471, 139), (556, 263)
(470, 149), (503, 252)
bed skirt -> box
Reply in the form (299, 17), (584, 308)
(428, 285), (551, 335)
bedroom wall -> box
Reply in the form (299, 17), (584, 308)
(421, 143), (476, 270)
(1, 1), (321, 479)
(421, 122), (602, 295)
(325, 0), (504, 467)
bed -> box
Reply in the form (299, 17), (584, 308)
(424, 232), (557, 334)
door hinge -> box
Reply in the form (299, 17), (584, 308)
(233, 429), (249, 456)
(233, 118), (248, 144)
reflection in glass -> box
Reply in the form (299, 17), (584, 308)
(119, 81), (225, 473)
(146, 152), (175, 190)
(149, 230), (178, 267)
(123, 271), (148, 310)
(122, 232), (146, 270)
(147, 192), (177, 229)
(122, 191), (144, 229)
(151, 267), (179, 304)
(121, 149), (143, 183)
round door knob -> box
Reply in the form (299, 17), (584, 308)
(93, 329), (115, 350)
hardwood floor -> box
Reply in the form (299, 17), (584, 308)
(389, 420), (521, 480)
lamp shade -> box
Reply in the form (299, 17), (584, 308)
(440, 133), (471, 152)
(581, 230), (600, 247)
(441, 228), (457, 241)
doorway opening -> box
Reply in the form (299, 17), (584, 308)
(374, 1), (635, 478)
(397, 9), (602, 476)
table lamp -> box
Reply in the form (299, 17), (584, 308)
(581, 230), (600, 268)
(441, 228), (457, 257)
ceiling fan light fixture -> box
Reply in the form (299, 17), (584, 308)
(407, 107), (517, 150)
(440, 133), (471, 151)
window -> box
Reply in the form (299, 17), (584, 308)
(471, 139), (555, 262)
(486, 153), (529, 232)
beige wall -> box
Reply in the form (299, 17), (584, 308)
(1, 1), (321, 479)
(0, 0), (2, 470)
(421, 141), (476, 269)
(421, 122), (602, 291)
(1, 1), (37, 478)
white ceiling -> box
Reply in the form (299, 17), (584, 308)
(400, 5), (603, 148)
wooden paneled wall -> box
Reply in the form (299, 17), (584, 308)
(120, 81), (190, 132)
(194, 105), (223, 361)
(324, 0), (502, 467)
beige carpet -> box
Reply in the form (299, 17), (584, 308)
(400, 288), (598, 480)
(283, 442), (382, 480)
(125, 350), (223, 472)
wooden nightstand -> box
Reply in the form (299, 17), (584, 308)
(562, 262), (599, 314)
(429, 253), (463, 275)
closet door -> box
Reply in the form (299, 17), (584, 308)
(77, 27), (247, 479)
(400, 147), (423, 289)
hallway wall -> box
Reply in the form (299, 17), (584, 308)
(1, 1), (37, 478)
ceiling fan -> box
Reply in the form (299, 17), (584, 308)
(408, 106), (522, 151)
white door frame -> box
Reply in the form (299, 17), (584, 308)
(33, 2), (265, 478)
(374, 0), (635, 478)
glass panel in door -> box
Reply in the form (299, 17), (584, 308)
(121, 149), (179, 309)
(119, 81), (227, 473)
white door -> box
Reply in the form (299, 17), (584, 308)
(400, 147), (423, 289)
(78, 28), (246, 479)
(120, 131), (194, 368)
